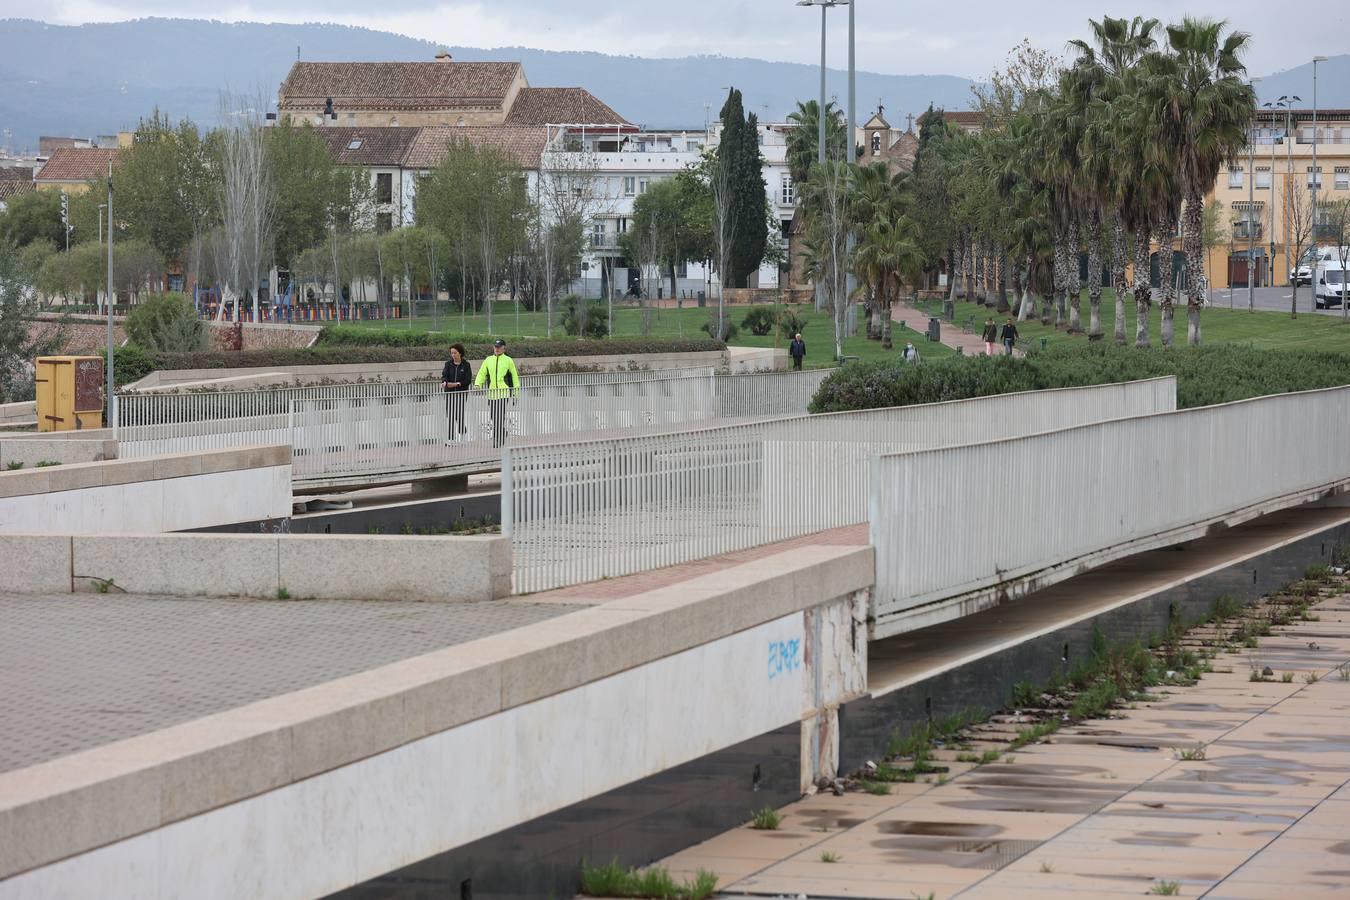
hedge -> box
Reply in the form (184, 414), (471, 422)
(809, 344), (1350, 413)
(146, 337), (727, 373)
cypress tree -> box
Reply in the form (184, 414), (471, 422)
(717, 88), (769, 288)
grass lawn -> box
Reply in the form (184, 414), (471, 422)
(343, 300), (956, 367)
(913, 290), (1350, 354)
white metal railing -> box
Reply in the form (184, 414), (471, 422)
(504, 378), (1176, 594)
(869, 384), (1350, 634)
(289, 369), (831, 483)
(115, 365), (718, 458)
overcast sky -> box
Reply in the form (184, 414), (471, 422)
(5, 1), (1336, 79)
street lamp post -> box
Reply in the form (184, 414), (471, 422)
(796, 0), (848, 164)
(1247, 78), (1260, 310)
(1312, 57), (1327, 259)
(105, 161), (115, 430)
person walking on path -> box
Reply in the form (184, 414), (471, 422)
(474, 339), (521, 449)
(981, 317), (998, 356)
(1000, 318), (1019, 356)
(903, 341), (920, 363)
(788, 333), (807, 370)
(441, 343), (472, 445)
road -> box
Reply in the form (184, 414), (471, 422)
(1210, 284), (1350, 316)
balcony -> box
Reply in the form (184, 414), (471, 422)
(1231, 224), (1263, 241)
(589, 233), (620, 250)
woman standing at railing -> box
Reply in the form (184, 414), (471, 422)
(441, 344), (472, 445)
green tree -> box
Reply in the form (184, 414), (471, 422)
(125, 292), (206, 351)
(0, 190), (63, 249)
(0, 240), (65, 402)
(716, 88), (769, 288)
(269, 119), (341, 273)
(112, 111), (217, 264)
(784, 99), (848, 185)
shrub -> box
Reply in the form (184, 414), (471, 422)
(702, 317), (739, 341)
(778, 309), (809, 339)
(561, 295), (609, 338)
(125, 293), (206, 353)
(809, 343), (1350, 414)
(100, 345), (156, 388)
(741, 306), (776, 336)
(315, 325), (495, 348)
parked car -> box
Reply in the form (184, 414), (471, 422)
(1293, 246), (1350, 286)
(1314, 258), (1349, 309)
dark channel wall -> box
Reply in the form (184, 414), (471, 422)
(188, 493), (501, 535)
(325, 724), (800, 900)
(839, 517), (1350, 773)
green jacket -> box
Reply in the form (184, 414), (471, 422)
(474, 352), (521, 398)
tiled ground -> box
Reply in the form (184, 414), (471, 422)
(657, 590), (1350, 898)
(0, 593), (579, 773)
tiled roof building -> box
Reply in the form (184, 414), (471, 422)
(35, 147), (120, 192)
(316, 127), (422, 167)
(403, 126), (550, 171)
(505, 87), (632, 128)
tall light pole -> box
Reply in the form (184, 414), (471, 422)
(797, 0), (848, 164)
(1312, 57), (1327, 257)
(1247, 78), (1260, 311)
(105, 161), (115, 430)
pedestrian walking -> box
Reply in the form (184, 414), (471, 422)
(981, 317), (998, 356)
(441, 343), (472, 445)
(903, 341), (920, 363)
(788, 332), (806, 370)
(1000, 318), (1019, 356)
(474, 339), (521, 449)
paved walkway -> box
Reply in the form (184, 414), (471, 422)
(657, 573), (1350, 897)
(892, 302), (1024, 358)
(0, 594), (579, 774)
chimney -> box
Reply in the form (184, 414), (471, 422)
(435, 50), (452, 61)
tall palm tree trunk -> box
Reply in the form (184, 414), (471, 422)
(1112, 214), (1129, 345)
(945, 245), (958, 306)
(996, 249), (1010, 313)
(1133, 225), (1153, 348)
(1018, 257), (1034, 321)
(963, 233), (975, 301)
(1182, 189), (1206, 346)
(1052, 226), (1069, 327)
(1155, 221), (1176, 347)
(1068, 222), (1084, 334)
(1086, 212), (1103, 339)
(972, 243), (983, 305)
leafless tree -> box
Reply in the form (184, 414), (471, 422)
(535, 139), (613, 336)
(1321, 198), (1350, 319)
(709, 154), (738, 341)
(216, 93), (277, 322)
(1285, 187), (1317, 319)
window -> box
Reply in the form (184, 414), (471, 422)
(375, 212), (393, 233)
(618, 217), (629, 233)
(1307, 166), (1323, 189)
(780, 173), (794, 205)
(1255, 166), (1271, 189)
(638, 177), (650, 195)
(347, 139), (363, 151)
(590, 221), (607, 248)
(623, 176), (636, 196)
(871, 131), (882, 155)
(1336, 167), (1349, 190)
(1227, 166), (1243, 189)
(376, 172), (393, 204)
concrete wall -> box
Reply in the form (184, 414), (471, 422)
(0, 446), (291, 534)
(127, 350), (731, 390)
(0, 545), (873, 897)
(0, 431), (117, 468)
(0, 400), (35, 428)
(0, 532), (510, 601)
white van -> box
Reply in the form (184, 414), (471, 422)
(1294, 246), (1350, 286)
(1314, 256), (1350, 309)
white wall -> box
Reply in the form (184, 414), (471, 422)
(0, 604), (863, 900)
(0, 466), (291, 534)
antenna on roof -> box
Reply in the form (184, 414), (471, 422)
(296, 45), (300, 61)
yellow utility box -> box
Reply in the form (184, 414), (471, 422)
(35, 356), (104, 431)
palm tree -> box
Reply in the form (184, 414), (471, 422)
(785, 99), (848, 185)
(1151, 18), (1256, 345)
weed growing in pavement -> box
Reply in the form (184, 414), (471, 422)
(955, 752), (979, 763)
(1039, 861), (1055, 873)
(1011, 680), (1038, 707)
(1010, 720), (1060, 749)
(1210, 594), (1243, 621)
(1281, 672), (1295, 683)
(859, 780), (892, 795)
(820, 851), (841, 863)
(1338, 664), (1350, 682)
(5, 461), (22, 470)
(749, 807), (781, 830)
(1176, 744), (1207, 761)
(93, 577), (115, 594)
(276, 587), (291, 600)
(978, 750), (1001, 764)
(1306, 563), (1331, 582)
(1305, 671), (1320, 684)
(1150, 880), (1181, 895)
(34, 460), (61, 467)
(578, 860), (717, 900)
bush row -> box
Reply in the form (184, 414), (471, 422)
(809, 344), (1350, 413)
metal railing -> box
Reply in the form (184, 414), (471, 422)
(869, 384), (1350, 635)
(289, 369), (831, 484)
(504, 378), (1176, 594)
(115, 365), (718, 459)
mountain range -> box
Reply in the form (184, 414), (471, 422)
(1, 18), (1346, 155)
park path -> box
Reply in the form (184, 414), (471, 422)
(891, 303), (1024, 357)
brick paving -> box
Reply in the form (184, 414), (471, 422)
(892, 302), (1023, 358)
(658, 589), (1350, 899)
(0, 594), (579, 774)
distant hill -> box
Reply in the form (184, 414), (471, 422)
(0, 17), (978, 152)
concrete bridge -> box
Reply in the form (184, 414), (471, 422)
(3, 379), (1349, 898)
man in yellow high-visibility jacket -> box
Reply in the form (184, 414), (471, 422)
(475, 339), (521, 448)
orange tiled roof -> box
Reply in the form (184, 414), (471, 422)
(316, 126), (422, 166)
(403, 125), (548, 170)
(279, 61), (522, 112)
(506, 87), (632, 127)
(0, 179), (34, 201)
(36, 147), (120, 183)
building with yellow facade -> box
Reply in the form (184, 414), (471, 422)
(1208, 106), (1350, 289)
